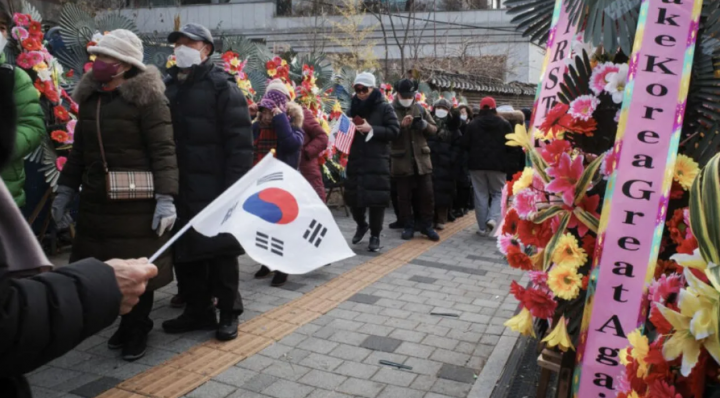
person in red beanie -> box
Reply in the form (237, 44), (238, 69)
(461, 96), (512, 236)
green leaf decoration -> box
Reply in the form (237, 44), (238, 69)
(527, 149), (550, 183)
(543, 212), (571, 271)
(504, 0), (556, 46)
(690, 153), (720, 265)
(533, 206), (567, 224)
(572, 207), (599, 234)
(573, 153), (605, 205)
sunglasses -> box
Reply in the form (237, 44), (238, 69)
(354, 86), (370, 94)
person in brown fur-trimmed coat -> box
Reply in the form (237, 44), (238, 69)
(52, 30), (178, 362)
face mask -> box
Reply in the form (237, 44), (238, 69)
(174, 45), (203, 68)
(0, 35), (7, 54)
(435, 109), (448, 118)
(92, 60), (122, 83)
(460, 114), (468, 121)
(399, 98), (414, 108)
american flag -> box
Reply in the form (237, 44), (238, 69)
(332, 114), (356, 154)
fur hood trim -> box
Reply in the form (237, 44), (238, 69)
(498, 110), (525, 127)
(286, 102), (305, 129)
(72, 65), (166, 106)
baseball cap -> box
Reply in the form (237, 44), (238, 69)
(480, 97), (497, 110)
(168, 23), (214, 52)
(395, 79), (418, 97)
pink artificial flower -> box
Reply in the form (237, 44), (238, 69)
(513, 188), (544, 219)
(16, 52), (41, 69)
(13, 13), (31, 27)
(568, 95), (599, 121)
(497, 233), (519, 255)
(65, 120), (76, 143)
(545, 153), (584, 206)
(589, 62), (620, 95)
(648, 273), (683, 305)
(56, 156), (67, 171)
(528, 271), (548, 286)
(614, 109), (620, 123)
(11, 26), (29, 41)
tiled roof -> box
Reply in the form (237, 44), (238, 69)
(424, 68), (536, 96)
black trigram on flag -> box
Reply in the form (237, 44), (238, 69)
(303, 219), (327, 248)
(255, 232), (284, 256)
(257, 172), (283, 185)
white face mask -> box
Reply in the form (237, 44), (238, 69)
(460, 114), (468, 121)
(399, 98), (414, 108)
(0, 35), (7, 54)
(435, 109), (448, 118)
(174, 45), (203, 68)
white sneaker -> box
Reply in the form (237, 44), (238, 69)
(476, 230), (488, 236)
(486, 220), (497, 233)
(436, 223), (446, 230)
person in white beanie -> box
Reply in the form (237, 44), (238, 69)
(51, 29), (179, 361)
(344, 72), (400, 252)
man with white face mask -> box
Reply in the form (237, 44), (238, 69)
(163, 23), (253, 342)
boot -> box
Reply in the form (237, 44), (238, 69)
(388, 221), (403, 230)
(352, 224), (369, 244)
(170, 294), (185, 308)
(162, 307), (217, 334)
(422, 227), (440, 242)
(368, 236), (381, 252)
(401, 227), (414, 240)
(122, 328), (149, 361)
(216, 311), (239, 341)
(254, 265), (273, 279)
(271, 272), (288, 287)
(107, 327), (128, 350)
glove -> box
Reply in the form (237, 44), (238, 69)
(412, 118), (428, 131)
(153, 194), (177, 236)
(51, 185), (75, 225)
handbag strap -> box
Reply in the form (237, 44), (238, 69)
(95, 96), (109, 173)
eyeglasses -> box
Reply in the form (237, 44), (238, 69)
(354, 86), (370, 94)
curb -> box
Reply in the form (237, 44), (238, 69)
(468, 330), (522, 398)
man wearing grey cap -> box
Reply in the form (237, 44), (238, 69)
(161, 23), (253, 342)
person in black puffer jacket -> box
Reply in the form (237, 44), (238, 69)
(462, 97), (512, 236)
(427, 99), (462, 230)
(162, 24), (253, 342)
(452, 104), (473, 218)
(345, 73), (400, 252)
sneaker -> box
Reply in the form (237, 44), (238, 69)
(477, 229), (488, 237)
(162, 309), (217, 334)
(107, 328), (127, 350)
(486, 219), (497, 233)
(255, 265), (273, 279)
(388, 221), (403, 230)
(216, 312), (239, 341)
(401, 228), (414, 240)
(271, 272), (288, 287)
(352, 224), (369, 244)
(122, 329), (149, 361)
(422, 228), (440, 242)
(170, 294), (185, 308)
(435, 223), (446, 230)
(368, 236), (381, 252)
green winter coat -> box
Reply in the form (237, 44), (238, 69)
(0, 53), (45, 207)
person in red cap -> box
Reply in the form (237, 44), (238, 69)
(462, 96), (513, 236)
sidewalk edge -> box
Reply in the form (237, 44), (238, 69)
(468, 331), (522, 398)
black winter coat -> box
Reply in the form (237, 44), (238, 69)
(165, 62), (254, 263)
(498, 110), (527, 179)
(427, 114), (462, 207)
(344, 91), (400, 208)
(462, 111), (513, 172)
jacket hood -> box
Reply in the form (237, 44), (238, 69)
(498, 110), (525, 127)
(473, 113), (511, 130)
(73, 65), (167, 106)
(286, 102), (304, 129)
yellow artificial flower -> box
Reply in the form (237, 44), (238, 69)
(627, 391), (641, 398)
(542, 316), (574, 351)
(547, 264), (582, 300)
(657, 301), (720, 376)
(32, 62), (48, 72)
(674, 154), (700, 190)
(268, 68), (277, 77)
(504, 308), (536, 337)
(551, 233), (588, 269)
(506, 124), (532, 149)
(671, 249), (709, 271)
(332, 101), (342, 113)
(682, 268), (719, 340)
(625, 329), (649, 377)
(513, 167), (534, 195)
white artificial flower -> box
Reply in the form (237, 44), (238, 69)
(604, 63), (629, 104)
(571, 33), (595, 58)
(36, 68), (52, 82)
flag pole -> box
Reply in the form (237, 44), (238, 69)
(148, 222), (193, 263)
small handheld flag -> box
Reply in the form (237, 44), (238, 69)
(331, 114), (356, 154)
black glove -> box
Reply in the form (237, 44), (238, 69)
(412, 117), (428, 131)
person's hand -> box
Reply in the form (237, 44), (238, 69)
(106, 258), (158, 315)
(272, 107), (283, 117)
(412, 117), (428, 131)
(401, 115), (413, 127)
(152, 194), (177, 236)
(357, 120), (371, 134)
(51, 185), (75, 224)
(249, 103), (259, 117)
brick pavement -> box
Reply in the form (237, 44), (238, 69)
(30, 209), (524, 398)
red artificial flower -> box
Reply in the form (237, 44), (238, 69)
(86, 41), (97, 49)
(50, 130), (70, 143)
(581, 235), (596, 258)
(84, 62), (93, 73)
(581, 275), (589, 290)
(507, 171), (523, 196)
(565, 117), (597, 136)
(546, 152), (584, 205)
(666, 208), (689, 245)
(66, 69), (75, 78)
(539, 103), (571, 138)
(670, 180), (684, 199)
(34, 79), (59, 103)
(523, 287), (556, 319)
(510, 280), (526, 302)
(502, 209), (521, 236)
(540, 139), (571, 166)
(222, 51), (239, 63)
(648, 379), (680, 398)
(654, 259), (679, 279)
(568, 194), (600, 237)
(53, 105), (70, 122)
(507, 246), (534, 271)
(28, 21), (43, 38)
(644, 341), (673, 384)
(649, 303), (673, 334)
(517, 219), (553, 248)
(22, 37), (42, 51)
(676, 234), (698, 254)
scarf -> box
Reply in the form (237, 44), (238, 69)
(350, 89), (382, 119)
(254, 126), (278, 165)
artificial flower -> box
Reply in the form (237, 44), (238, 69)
(504, 308), (536, 337)
(13, 13), (31, 27)
(547, 264), (582, 300)
(539, 103), (573, 138)
(552, 233), (588, 268)
(16, 52), (39, 69)
(513, 167), (535, 195)
(54, 106), (70, 122)
(673, 154), (700, 190)
(683, 267), (720, 339)
(11, 26), (29, 41)
(28, 20), (43, 37)
(517, 219), (553, 248)
(649, 273), (683, 305)
(507, 245), (534, 271)
(56, 156), (67, 171)
(505, 124), (532, 149)
(51, 130), (70, 143)
(546, 153), (584, 205)
(605, 63), (629, 104)
(34, 79), (59, 103)
(502, 209), (521, 236)
(648, 380), (682, 398)
(513, 189), (544, 219)
(568, 95), (599, 121)
(497, 233), (520, 255)
(542, 316), (574, 351)
(649, 303), (674, 334)
(677, 235), (699, 255)
(540, 139), (571, 166)
(671, 248), (708, 271)
(622, 329), (650, 377)
(528, 271), (548, 286)
(590, 62), (620, 95)
(571, 32), (595, 59)
(523, 287), (557, 319)
(654, 259), (680, 279)
(581, 235), (596, 258)
(601, 146), (619, 178)
(22, 37), (42, 51)
(568, 194), (600, 237)
(565, 116), (597, 136)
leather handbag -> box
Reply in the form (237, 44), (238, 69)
(95, 97), (154, 200)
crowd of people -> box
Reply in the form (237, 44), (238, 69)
(0, 13), (529, 397)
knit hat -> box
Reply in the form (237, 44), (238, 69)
(353, 72), (376, 88)
(259, 90), (288, 112)
(266, 79), (291, 99)
(480, 96), (497, 110)
(87, 29), (146, 71)
(434, 99), (452, 110)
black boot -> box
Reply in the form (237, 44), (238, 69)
(107, 327), (128, 350)
(255, 265), (273, 279)
(402, 227), (414, 240)
(388, 221), (403, 230)
(271, 272), (288, 287)
(352, 224), (369, 244)
(122, 328), (149, 361)
(162, 307), (217, 334)
(422, 227), (440, 242)
(216, 312), (239, 341)
(368, 236), (381, 252)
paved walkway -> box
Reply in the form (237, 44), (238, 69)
(30, 209), (524, 398)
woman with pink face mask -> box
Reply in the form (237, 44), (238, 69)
(51, 29), (178, 361)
